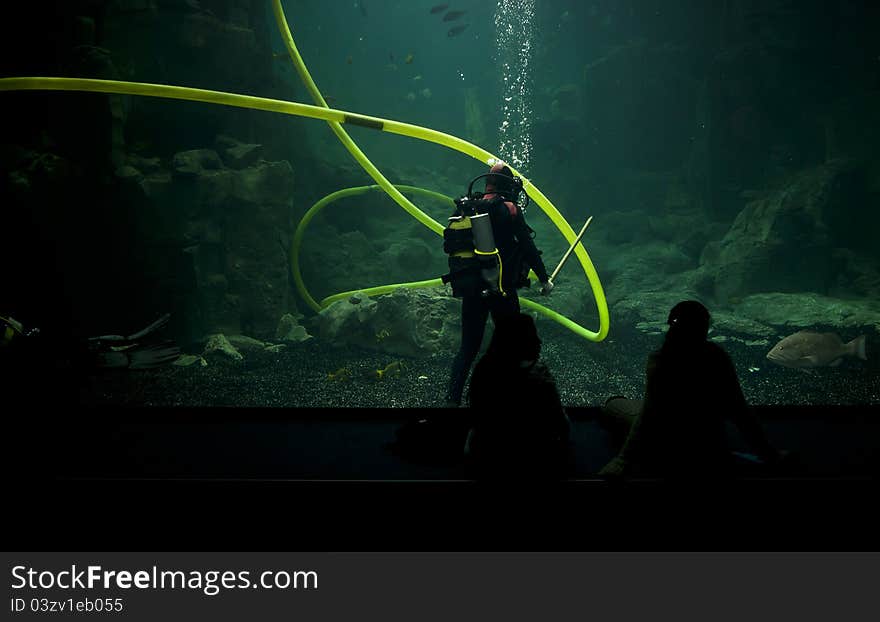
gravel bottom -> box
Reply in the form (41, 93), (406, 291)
(80, 324), (880, 408)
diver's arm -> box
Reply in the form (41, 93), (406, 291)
(512, 209), (550, 282)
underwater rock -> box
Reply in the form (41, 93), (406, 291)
(708, 311), (776, 338)
(173, 354), (207, 367)
(612, 290), (778, 339)
(381, 240), (435, 274)
(226, 334), (268, 351)
(212, 134), (264, 170)
(368, 287), (460, 358)
(301, 228), (385, 299)
(128, 154), (161, 173)
(276, 313), (312, 343)
(318, 293), (379, 342)
(171, 148), (224, 177)
(603, 242), (696, 299)
(114, 164), (143, 182)
(734, 293), (880, 333)
(318, 287), (460, 358)
(133, 156), (295, 339)
(700, 160), (869, 301)
(203, 333), (243, 361)
(648, 211), (728, 259)
(228, 160), (293, 206)
(222, 161), (295, 338)
(223, 142), (263, 169)
(596, 210), (653, 245)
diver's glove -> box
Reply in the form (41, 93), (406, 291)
(540, 279), (554, 296)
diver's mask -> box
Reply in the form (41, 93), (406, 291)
(466, 172), (527, 206)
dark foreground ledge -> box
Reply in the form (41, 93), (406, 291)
(6, 405), (879, 549)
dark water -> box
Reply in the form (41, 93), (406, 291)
(1, 0), (879, 411)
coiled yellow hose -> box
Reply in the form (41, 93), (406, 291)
(0, 1), (609, 341)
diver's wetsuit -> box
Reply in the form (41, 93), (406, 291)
(445, 194), (549, 405)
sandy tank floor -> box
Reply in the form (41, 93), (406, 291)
(77, 324), (880, 408)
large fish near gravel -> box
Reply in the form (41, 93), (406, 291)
(766, 331), (866, 370)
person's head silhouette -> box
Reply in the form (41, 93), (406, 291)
(666, 300), (711, 344)
(487, 313), (541, 363)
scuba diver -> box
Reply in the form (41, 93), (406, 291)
(441, 161), (553, 407)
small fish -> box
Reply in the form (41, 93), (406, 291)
(389, 52), (394, 62)
(405, 91), (416, 102)
(420, 87), (432, 99)
(272, 51), (287, 60)
(444, 10), (467, 22)
(404, 52), (414, 64)
(346, 54), (353, 64)
(357, 0), (367, 18)
(375, 361), (404, 381)
(766, 331), (867, 370)
(430, 4), (449, 14)
(385, 63), (398, 71)
(417, 375), (428, 381)
(748, 366), (760, 373)
(328, 367), (352, 382)
(412, 75), (422, 81)
(447, 24), (469, 37)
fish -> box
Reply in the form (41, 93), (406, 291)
(357, 0), (367, 18)
(420, 87), (432, 99)
(405, 91), (416, 102)
(404, 52), (414, 64)
(346, 55), (353, 64)
(430, 4), (449, 14)
(412, 75), (422, 81)
(447, 24), (469, 37)
(444, 10), (467, 21)
(389, 52), (394, 62)
(375, 361), (404, 381)
(766, 331), (867, 370)
(327, 367), (352, 382)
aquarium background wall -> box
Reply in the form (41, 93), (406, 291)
(1, 0), (878, 407)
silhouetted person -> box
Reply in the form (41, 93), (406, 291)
(600, 301), (781, 479)
(466, 313), (570, 479)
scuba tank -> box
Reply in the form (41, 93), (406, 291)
(442, 195), (504, 298)
(441, 169), (534, 298)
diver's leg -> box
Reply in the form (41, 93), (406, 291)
(445, 296), (490, 405)
(487, 291), (521, 325)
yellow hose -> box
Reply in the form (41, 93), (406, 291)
(292, 185), (453, 313)
(272, 0), (606, 341)
(271, 0), (442, 236)
(0, 4), (610, 341)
